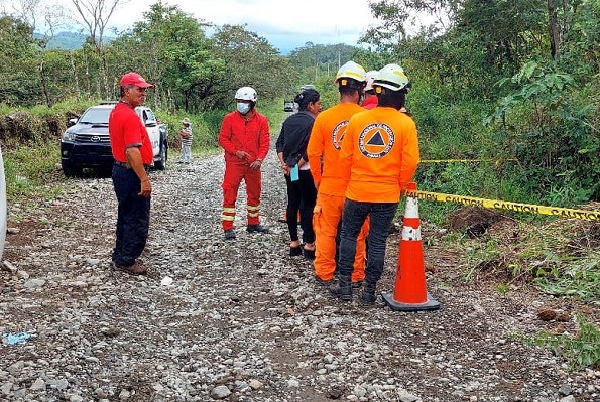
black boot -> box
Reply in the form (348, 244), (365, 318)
(361, 281), (377, 305)
(329, 275), (352, 301)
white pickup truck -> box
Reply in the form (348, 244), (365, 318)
(61, 102), (168, 176)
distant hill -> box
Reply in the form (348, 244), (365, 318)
(33, 31), (87, 50)
(35, 31), (305, 55)
(48, 31), (87, 50)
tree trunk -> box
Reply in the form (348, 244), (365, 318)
(70, 52), (81, 99)
(38, 60), (51, 108)
(84, 50), (91, 96)
(548, 0), (561, 59)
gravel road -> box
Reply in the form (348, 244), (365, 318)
(0, 148), (598, 402)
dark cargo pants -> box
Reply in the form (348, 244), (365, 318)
(111, 164), (151, 267)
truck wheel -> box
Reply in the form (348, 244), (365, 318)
(62, 162), (82, 177)
(154, 138), (167, 170)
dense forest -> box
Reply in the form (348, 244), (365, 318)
(0, 0), (599, 210)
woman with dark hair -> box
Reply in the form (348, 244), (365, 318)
(276, 88), (322, 259)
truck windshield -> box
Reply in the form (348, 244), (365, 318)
(79, 108), (112, 124)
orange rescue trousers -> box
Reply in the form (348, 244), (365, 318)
(313, 193), (368, 282)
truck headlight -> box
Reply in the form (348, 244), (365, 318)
(62, 131), (76, 141)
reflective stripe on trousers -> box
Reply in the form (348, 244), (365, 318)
(221, 162), (262, 230)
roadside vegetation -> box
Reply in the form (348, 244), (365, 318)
(0, 0), (598, 369)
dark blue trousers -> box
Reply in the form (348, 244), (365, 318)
(111, 164), (150, 267)
(338, 199), (397, 283)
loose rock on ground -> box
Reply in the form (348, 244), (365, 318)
(1, 149), (599, 401)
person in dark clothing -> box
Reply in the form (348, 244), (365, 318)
(276, 88), (322, 259)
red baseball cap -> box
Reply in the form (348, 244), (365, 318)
(120, 72), (153, 88)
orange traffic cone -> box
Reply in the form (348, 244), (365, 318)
(382, 182), (440, 311)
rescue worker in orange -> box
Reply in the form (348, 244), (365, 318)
(307, 60), (369, 286)
(219, 86), (270, 240)
(330, 63), (419, 304)
(361, 70), (378, 110)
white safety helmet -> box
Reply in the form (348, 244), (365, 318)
(235, 86), (258, 102)
(373, 64), (410, 92)
(364, 70), (378, 92)
(335, 60), (367, 87)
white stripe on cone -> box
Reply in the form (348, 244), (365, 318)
(402, 225), (422, 241)
(404, 196), (419, 219)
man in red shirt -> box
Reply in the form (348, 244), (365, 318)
(219, 87), (270, 240)
(109, 72), (153, 275)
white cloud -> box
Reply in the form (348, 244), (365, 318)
(108, 0), (379, 49)
(2, 0), (381, 52)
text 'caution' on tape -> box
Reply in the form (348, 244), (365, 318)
(408, 190), (600, 222)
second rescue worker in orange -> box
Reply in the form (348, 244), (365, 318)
(331, 64), (419, 304)
(108, 72), (154, 275)
(219, 86), (270, 240)
(307, 60), (369, 286)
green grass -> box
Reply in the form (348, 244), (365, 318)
(525, 314), (600, 370)
(3, 141), (65, 207)
(533, 252), (600, 303)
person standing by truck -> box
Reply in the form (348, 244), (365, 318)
(178, 117), (193, 163)
(219, 86), (271, 240)
(109, 72), (154, 275)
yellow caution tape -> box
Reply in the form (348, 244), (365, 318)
(419, 157), (518, 163)
(407, 190), (600, 222)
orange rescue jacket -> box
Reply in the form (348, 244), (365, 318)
(307, 102), (366, 196)
(340, 107), (419, 203)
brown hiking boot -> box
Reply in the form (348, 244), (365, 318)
(113, 261), (147, 275)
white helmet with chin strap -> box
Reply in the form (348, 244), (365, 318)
(373, 64), (410, 92)
(235, 86), (258, 102)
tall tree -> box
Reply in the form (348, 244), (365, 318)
(70, 0), (127, 98)
(212, 24), (295, 106)
(0, 15), (39, 105)
(112, 2), (226, 111)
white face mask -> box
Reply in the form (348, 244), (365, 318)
(237, 102), (251, 115)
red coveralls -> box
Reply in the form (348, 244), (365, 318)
(218, 109), (270, 230)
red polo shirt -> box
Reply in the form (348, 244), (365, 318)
(109, 102), (153, 165)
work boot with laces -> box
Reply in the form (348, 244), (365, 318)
(329, 275), (352, 301)
(361, 281), (377, 305)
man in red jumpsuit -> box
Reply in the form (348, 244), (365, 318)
(219, 86), (270, 240)
(361, 70), (378, 110)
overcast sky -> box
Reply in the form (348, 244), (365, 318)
(17, 0), (382, 53)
